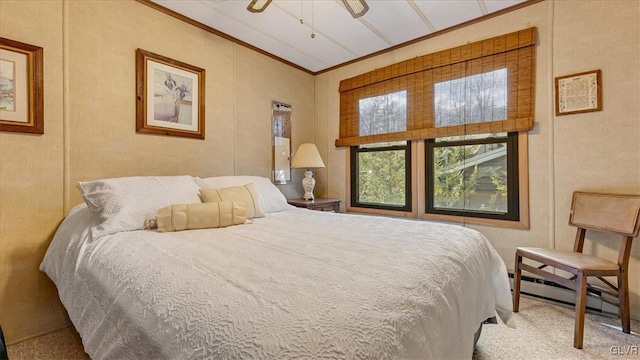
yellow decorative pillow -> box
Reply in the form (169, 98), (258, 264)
(199, 183), (265, 219)
(156, 201), (247, 232)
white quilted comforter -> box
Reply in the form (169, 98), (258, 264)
(41, 205), (513, 360)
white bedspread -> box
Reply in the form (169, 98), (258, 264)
(41, 205), (513, 360)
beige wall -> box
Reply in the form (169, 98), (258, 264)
(0, 0), (68, 344)
(1, 0), (639, 345)
(65, 0), (313, 207)
(315, 0), (640, 318)
(0, 0), (313, 343)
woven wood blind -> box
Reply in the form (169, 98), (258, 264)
(336, 27), (536, 147)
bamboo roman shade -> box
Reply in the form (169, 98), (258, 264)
(336, 27), (536, 147)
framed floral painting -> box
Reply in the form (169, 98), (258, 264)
(136, 49), (205, 139)
(0, 37), (43, 134)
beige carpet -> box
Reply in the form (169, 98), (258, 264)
(6, 326), (89, 360)
(7, 296), (640, 359)
(474, 296), (640, 359)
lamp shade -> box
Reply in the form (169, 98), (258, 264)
(291, 143), (325, 169)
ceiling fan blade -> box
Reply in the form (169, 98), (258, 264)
(342, 0), (369, 18)
(247, 0), (272, 13)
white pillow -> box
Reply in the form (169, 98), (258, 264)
(78, 175), (202, 238)
(195, 176), (294, 213)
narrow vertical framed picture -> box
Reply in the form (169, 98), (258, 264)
(0, 37), (44, 134)
(136, 49), (205, 139)
(555, 70), (602, 116)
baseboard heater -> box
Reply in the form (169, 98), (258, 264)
(507, 272), (619, 316)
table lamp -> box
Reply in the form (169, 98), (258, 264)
(291, 143), (325, 201)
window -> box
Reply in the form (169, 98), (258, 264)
(339, 28), (535, 227)
(350, 133), (520, 221)
(434, 68), (508, 127)
(351, 142), (412, 211)
(351, 90), (411, 211)
(425, 133), (519, 220)
(358, 90), (407, 136)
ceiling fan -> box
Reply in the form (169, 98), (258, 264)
(247, 0), (369, 18)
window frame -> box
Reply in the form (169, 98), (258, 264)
(345, 133), (530, 230)
(338, 29), (535, 229)
(424, 132), (520, 221)
(350, 142), (412, 212)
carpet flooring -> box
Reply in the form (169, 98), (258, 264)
(7, 296), (640, 359)
(6, 326), (88, 360)
(474, 296), (640, 359)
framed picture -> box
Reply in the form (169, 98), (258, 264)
(555, 70), (602, 116)
(0, 37), (44, 134)
(136, 49), (205, 139)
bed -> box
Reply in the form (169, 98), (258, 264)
(41, 175), (514, 359)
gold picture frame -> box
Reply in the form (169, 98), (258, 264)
(555, 69), (602, 116)
(136, 49), (205, 139)
(0, 37), (44, 134)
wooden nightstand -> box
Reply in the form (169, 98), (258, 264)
(287, 198), (341, 212)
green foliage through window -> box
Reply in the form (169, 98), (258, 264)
(426, 133), (518, 220)
(433, 144), (480, 210)
(432, 141), (509, 213)
(358, 149), (406, 206)
(351, 143), (411, 211)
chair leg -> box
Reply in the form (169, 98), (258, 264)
(513, 253), (522, 312)
(618, 270), (631, 333)
(574, 272), (587, 349)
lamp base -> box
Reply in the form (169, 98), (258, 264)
(301, 170), (316, 201)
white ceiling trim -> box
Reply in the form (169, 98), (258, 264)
(407, 0), (437, 33)
(356, 16), (394, 46)
(333, 0), (395, 47)
(477, 0), (489, 15)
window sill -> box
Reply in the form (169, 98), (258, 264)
(420, 213), (530, 230)
(344, 133), (530, 231)
(346, 206), (417, 219)
(346, 206), (529, 230)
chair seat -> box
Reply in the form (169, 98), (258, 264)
(517, 247), (619, 272)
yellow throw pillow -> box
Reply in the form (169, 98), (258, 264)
(156, 201), (247, 232)
(200, 183), (264, 219)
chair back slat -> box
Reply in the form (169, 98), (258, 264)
(570, 192), (640, 237)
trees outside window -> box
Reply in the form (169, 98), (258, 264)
(426, 133), (519, 221)
(350, 69), (519, 221)
(351, 142), (411, 211)
(351, 90), (410, 211)
(434, 68), (507, 127)
(358, 90), (407, 136)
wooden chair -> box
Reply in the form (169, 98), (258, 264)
(513, 191), (640, 349)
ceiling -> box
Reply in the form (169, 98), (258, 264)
(150, 0), (529, 73)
